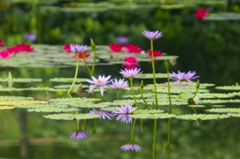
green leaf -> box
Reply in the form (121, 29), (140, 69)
(43, 113), (100, 120)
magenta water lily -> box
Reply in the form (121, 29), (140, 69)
(170, 70), (200, 82)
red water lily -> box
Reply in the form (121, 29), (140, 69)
(73, 51), (91, 59)
(126, 44), (142, 53)
(122, 56), (140, 70)
(194, 8), (208, 20)
(0, 40), (5, 47)
(109, 44), (124, 52)
(0, 50), (12, 59)
(147, 49), (163, 57)
(62, 44), (72, 53)
(17, 43), (34, 52)
(7, 46), (20, 54)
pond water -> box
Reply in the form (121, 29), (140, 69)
(1, 1), (240, 159)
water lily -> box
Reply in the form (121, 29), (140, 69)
(17, 43), (34, 52)
(120, 68), (141, 78)
(74, 51), (91, 59)
(170, 71), (200, 82)
(147, 49), (163, 57)
(70, 130), (89, 140)
(122, 56), (140, 70)
(0, 50), (12, 59)
(120, 142), (142, 151)
(113, 103), (137, 123)
(116, 36), (128, 44)
(24, 33), (37, 41)
(89, 108), (114, 120)
(109, 44), (124, 52)
(110, 78), (130, 90)
(62, 44), (72, 53)
(70, 44), (88, 53)
(0, 40), (5, 47)
(142, 30), (163, 40)
(86, 75), (112, 96)
(126, 44), (142, 53)
(7, 46), (20, 54)
(194, 8), (208, 20)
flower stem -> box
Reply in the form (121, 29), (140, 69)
(116, 89), (120, 100)
(130, 119), (137, 141)
(129, 78), (139, 108)
(152, 119), (157, 159)
(83, 57), (92, 76)
(150, 39), (158, 106)
(165, 60), (172, 155)
(91, 47), (97, 76)
(68, 57), (79, 94)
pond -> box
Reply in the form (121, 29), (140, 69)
(1, 1), (240, 159)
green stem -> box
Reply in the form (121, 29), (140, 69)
(130, 119), (137, 141)
(152, 119), (157, 159)
(140, 87), (148, 105)
(150, 39), (158, 105)
(91, 48), (97, 75)
(116, 89), (120, 100)
(165, 61), (172, 155)
(68, 58), (79, 94)
(83, 57), (92, 76)
(129, 78), (139, 108)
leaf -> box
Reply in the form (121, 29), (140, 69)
(0, 100), (48, 106)
(129, 113), (176, 119)
(206, 108), (240, 113)
(43, 113), (100, 120)
(175, 114), (230, 120)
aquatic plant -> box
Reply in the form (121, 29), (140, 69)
(194, 8), (208, 20)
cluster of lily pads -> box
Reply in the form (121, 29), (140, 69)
(1, 30), (240, 157)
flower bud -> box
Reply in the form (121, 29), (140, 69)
(90, 38), (96, 49)
(164, 60), (169, 70)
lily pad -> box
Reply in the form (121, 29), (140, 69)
(43, 113), (100, 120)
(175, 114), (230, 120)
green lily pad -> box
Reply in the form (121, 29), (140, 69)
(43, 113), (100, 120)
(175, 114), (230, 120)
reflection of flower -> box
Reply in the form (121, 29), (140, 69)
(147, 49), (163, 57)
(0, 40), (5, 47)
(120, 68), (141, 78)
(24, 33), (37, 41)
(126, 44), (142, 53)
(142, 30), (163, 40)
(17, 43), (34, 52)
(113, 103), (137, 123)
(86, 75), (112, 96)
(110, 78), (130, 90)
(116, 36), (128, 44)
(70, 130), (88, 140)
(89, 108), (114, 120)
(122, 56), (140, 70)
(170, 71), (200, 82)
(109, 44), (124, 52)
(194, 8), (208, 20)
(0, 50), (12, 59)
(120, 142), (142, 151)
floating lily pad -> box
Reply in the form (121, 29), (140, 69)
(50, 78), (88, 83)
(175, 114), (230, 120)
(206, 108), (240, 113)
(129, 113), (176, 119)
(28, 107), (79, 113)
(215, 85), (240, 91)
(43, 113), (100, 120)
(0, 78), (42, 83)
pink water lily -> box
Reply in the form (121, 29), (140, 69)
(86, 75), (112, 96)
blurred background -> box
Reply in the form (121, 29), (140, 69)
(0, 0), (240, 159)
